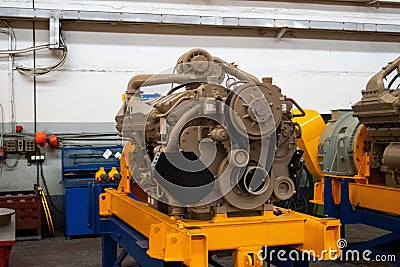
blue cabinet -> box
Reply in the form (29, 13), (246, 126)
(65, 185), (92, 236)
(62, 146), (122, 238)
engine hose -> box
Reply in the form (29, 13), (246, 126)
(164, 104), (201, 152)
(388, 73), (399, 89)
(126, 74), (208, 95)
(213, 57), (260, 84)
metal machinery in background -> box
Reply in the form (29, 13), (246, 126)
(62, 146), (122, 238)
(294, 56), (400, 263)
(99, 49), (341, 267)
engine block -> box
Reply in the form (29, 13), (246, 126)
(116, 48), (303, 218)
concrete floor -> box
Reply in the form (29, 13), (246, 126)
(9, 231), (137, 267)
(9, 224), (398, 267)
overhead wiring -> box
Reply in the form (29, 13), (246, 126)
(0, 20), (16, 50)
(0, 44), (49, 55)
(16, 36), (68, 76)
(0, 20), (17, 133)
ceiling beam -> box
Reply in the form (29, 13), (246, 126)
(249, 0), (400, 7)
(0, 7), (399, 42)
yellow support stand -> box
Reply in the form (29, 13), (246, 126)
(100, 188), (341, 267)
(99, 140), (341, 266)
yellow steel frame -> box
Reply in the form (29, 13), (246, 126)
(312, 178), (400, 216)
(100, 140), (341, 266)
(100, 188), (341, 267)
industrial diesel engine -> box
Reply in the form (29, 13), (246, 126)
(116, 49), (303, 219)
(352, 56), (400, 187)
(317, 56), (400, 188)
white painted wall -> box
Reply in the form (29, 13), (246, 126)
(0, 28), (399, 124)
(0, 1), (399, 197)
(0, 0), (399, 124)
